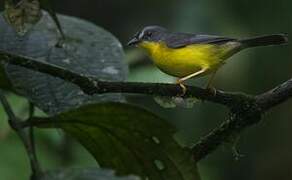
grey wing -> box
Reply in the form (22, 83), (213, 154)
(165, 33), (237, 49)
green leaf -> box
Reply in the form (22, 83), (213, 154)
(32, 103), (200, 180)
(0, 12), (128, 115)
(41, 168), (140, 180)
(3, 0), (42, 35)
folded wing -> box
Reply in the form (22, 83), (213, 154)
(165, 33), (237, 48)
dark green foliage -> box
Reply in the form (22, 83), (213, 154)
(41, 168), (139, 180)
(32, 103), (200, 180)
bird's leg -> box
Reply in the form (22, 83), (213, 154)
(205, 71), (217, 96)
(176, 79), (187, 96)
(176, 69), (207, 96)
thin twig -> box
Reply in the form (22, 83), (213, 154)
(0, 91), (42, 178)
(192, 111), (261, 161)
(27, 102), (39, 173)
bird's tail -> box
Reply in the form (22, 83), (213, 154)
(240, 34), (288, 49)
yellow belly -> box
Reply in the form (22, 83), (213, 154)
(138, 41), (238, 77)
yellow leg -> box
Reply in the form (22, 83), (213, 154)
(175, 81), (187, 96)
(176, 69), (207, 96)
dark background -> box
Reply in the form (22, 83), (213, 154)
(0, 0), (291, 180)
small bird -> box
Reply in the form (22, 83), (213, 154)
(128, 26), (288, 95)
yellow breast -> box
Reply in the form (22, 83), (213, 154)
(138, 41), (231, 77)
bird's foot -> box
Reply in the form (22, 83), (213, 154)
(176, 80), (187, 97)
(206, 86), (217, 96)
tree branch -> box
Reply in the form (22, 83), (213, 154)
(192, 107), (261, 161)
(1, 49), (292, 162)
(0, 50), (250, 107)
(192, 78), (292, 161)
(256, 78), (292, 111)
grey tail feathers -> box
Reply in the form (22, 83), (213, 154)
(239, 34), (288, 49)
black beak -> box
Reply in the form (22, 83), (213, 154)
(127, 37), (140, 46)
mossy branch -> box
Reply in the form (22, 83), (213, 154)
(1, 49), (292, 162)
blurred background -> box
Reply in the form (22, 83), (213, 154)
(0, 0), (292, 179)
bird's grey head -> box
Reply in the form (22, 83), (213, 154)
(128, 26), (167, 46)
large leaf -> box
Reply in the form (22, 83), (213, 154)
(41, 168), (140, 180)
(4, 0), (42, 35)
(32, 103), (200, 180)
(0, 12), (128, 115)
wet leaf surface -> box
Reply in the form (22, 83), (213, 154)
(0, 12), (128, 115)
